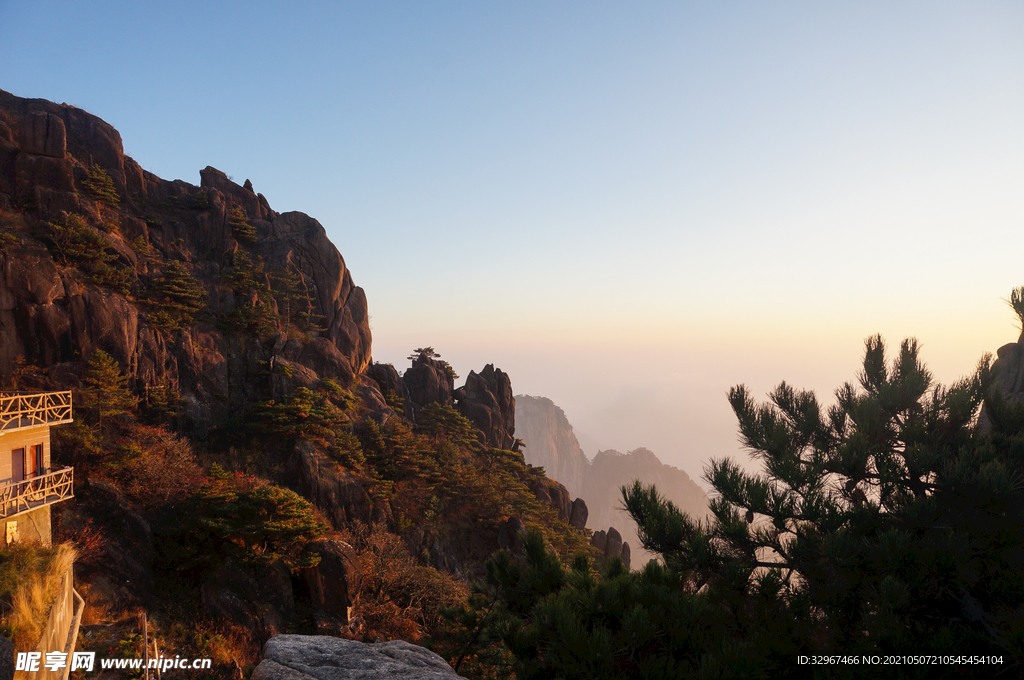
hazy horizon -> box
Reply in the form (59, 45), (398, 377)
(3, 1), (1022, 486)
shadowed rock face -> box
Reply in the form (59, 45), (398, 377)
(0, 89), (373, 433)
(252, 635), (460, 680)
(403, 354), (454, 416)
(456, 364), (516, 450)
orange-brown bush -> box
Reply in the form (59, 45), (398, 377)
(109, 423), (203, 507)
(338, 522), (466, 642)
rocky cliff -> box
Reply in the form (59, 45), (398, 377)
(0, 89), (598, 674)
(0, 89), (373, 433)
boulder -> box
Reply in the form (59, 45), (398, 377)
(529, 477), (571, 522)
(270, 357), (320, 399)
(403, 353), (453, 415)
(255, 560), (297, 637)
(605, 526), (623, 560)
(591, 529), (607, 553)
(253, 635), (460, 680)
(568, 497), (588, 532)
(302, 539), (362, 625)
(620, 542), (631, 571)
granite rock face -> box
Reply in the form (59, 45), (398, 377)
(403, 353), (454, 417)
(252, 635), (460, 680)
(979, 338), (1024, 433)
(0, 88), (372, 434)
(455, 364), (517, 450)
(302, 540), (362, 632)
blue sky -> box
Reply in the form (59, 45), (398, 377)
(3, 2), (1023, 483)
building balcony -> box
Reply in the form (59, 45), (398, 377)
(0, 391), (73, 435)
(0, 466), (74, 520)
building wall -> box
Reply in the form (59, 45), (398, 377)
(5, 506), (52, 546)
(0, 425), (51, 483)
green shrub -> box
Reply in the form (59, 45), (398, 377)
(191, 188), (211, 210)
(82, 164), (120, 206)
(229, 206), (256, 244)
(145, 261), (207, 332)
(41, 213), (133, 294)
(170, 473), (327, 569)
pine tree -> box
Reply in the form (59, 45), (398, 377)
(228, 206), (257, 244)
(81, 164), (120, 207)
(79, 349), (136, 420)
(624, 334), (1024, 662)
(146, 261), (207, 331)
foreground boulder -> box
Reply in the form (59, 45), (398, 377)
(252, 635), (460, 680)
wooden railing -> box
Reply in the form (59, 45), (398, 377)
(0, 466), (74, 519)
(0, 391), (73, 434)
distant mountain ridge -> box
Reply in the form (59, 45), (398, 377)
(516, 395), (709, 562)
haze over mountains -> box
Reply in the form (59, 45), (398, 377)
(515, 395), (709, 562)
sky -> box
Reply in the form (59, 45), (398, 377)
(3, 1), (1023, 487)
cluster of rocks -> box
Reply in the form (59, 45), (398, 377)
(590, 527), (631, 571)
(367, 356), (517, 451)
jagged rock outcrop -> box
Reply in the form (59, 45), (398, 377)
(253, 635), (460, 680)
(590, 527), (631, 569)
(402, 353), (453, 417)
(568, 497), (588, 531)
(979, 337), (1024, 432)
(529, 477), (571, 522)
(286, 440), (385, 527)
(365, 361), (414, 419)
(515, 395), (589, 496)
(455, 364), (516, 450)
(0, 88), (372, 433)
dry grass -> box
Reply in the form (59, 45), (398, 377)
(0, 542), (77, 650)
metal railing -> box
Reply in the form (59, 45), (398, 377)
(0, 466), (74, 519)
(0, 391), (73, 434)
